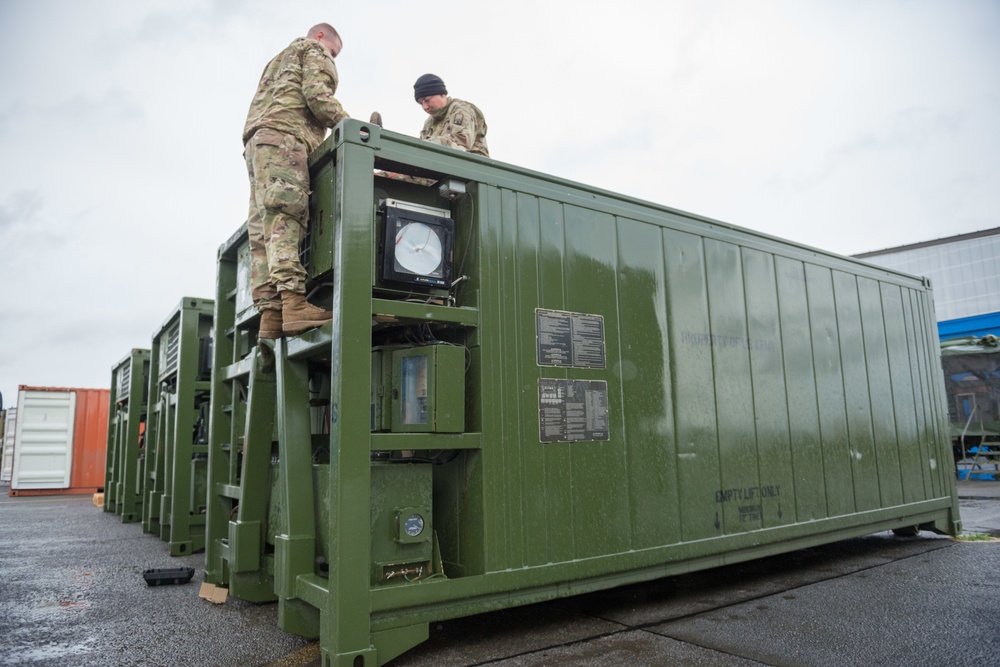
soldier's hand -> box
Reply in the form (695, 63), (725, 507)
(369, 111), (383, 127)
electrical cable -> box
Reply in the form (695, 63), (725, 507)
(455, 191), (475, 284)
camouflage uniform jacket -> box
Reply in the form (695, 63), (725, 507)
(243, 38), (348, 154)
(420, 97), (489, 157)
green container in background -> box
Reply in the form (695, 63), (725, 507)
(103, 348), (150, 522)
(142, 297), (214, 556)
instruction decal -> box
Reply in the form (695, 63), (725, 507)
(714, 484), (782, 526)
(536, 308), (606, 369)
(538, 379), (610, 443)
(681, 330), (777, 354)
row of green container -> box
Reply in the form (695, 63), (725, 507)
(104, 297), (214, 556)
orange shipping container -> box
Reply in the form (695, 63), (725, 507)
(9, 385), (110, 497)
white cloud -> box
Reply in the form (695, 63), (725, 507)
(0, 0), (998, 403)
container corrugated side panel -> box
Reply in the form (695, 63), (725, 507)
(1, 406), (15, 482)
(69, 388), (111, 490)
(474, 181), (956, 571)
(12, 389), (76, 489)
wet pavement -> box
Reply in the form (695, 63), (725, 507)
(1, 481), (998, 666)
(0, 489), (311, 666)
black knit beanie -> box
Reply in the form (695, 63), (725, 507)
(414, 74), (448, 101)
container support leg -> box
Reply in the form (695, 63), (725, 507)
(274, 338), (320, 637)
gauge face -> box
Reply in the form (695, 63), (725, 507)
(395, 223), (443, 276)
(380, 202), (454, 289)
(403, 513), (425, 537)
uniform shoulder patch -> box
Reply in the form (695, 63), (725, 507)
(453, 113), (464, 126)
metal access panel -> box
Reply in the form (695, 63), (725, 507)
(104, 348), (150, 522)
(370, 347), (395, 432)
(369, 462), (434, 585)
(390, 345), (465, 433)
(142, 297), (214, 556)
(209, 120), (960, 666)
(11, 389), (75, 490)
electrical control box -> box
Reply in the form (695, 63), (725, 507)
(390, 344), (465, 433)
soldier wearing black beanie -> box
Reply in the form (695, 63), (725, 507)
(412, 73), (489, 157)
(414, 73), (448, 100)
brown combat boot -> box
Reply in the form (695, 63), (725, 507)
(258, 309), (284, 339)
(281, 292), (333, 335)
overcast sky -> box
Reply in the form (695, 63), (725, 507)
(0, 0), (998, 407)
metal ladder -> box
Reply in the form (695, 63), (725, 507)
(958, 407), (1000, 480)
(968, 436), (1000, 479)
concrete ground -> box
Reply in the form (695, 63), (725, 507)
(0, 480), (997, 667)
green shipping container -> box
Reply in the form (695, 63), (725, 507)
(205, 119), (959, 666)
(103, 348), (150, 522)
(143, 297), (214, 555)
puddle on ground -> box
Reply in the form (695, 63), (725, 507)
(1, 637), (95, 665)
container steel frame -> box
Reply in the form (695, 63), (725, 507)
(206, 120), (961, 666)
(142, 297), (214, 555)
(205, 225), (283, 602)
(103, 348), (150, 522)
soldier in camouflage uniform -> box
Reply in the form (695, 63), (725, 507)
(243, 23), (349, 338)
(413, 74), (489, 157)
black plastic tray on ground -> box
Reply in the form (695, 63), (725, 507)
(143, 567), (195, 586)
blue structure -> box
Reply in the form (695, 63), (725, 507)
(939, 311), (1000, 341)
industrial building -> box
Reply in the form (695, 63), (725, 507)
(854, 227), (1000, 341)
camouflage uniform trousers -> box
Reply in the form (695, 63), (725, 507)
(245, 128), (311, 312)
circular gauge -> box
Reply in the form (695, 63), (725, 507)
(394, 222), (443, 275)
(403, 513), (425, 538)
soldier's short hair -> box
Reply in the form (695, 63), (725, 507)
(308, 23), (341, 41)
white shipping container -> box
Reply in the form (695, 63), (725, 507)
(11, 389), (76, 490)
(1, 406), (15, 483)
